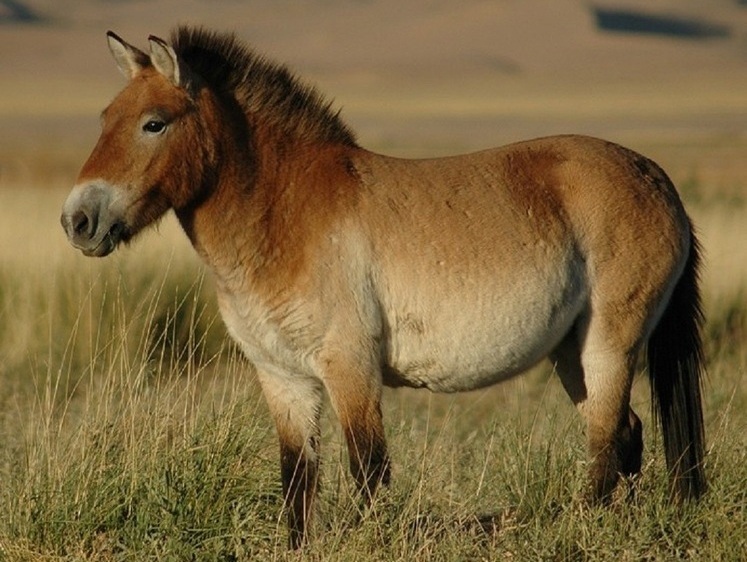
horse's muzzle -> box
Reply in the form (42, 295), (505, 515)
(61, 181), (125, 257)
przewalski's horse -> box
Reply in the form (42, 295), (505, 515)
(61, 27), (706, 548)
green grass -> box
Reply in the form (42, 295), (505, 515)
(0, 188), (745, 561)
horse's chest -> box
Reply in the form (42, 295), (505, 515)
(216, 286), (319, 375)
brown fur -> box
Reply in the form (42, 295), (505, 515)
(61, 27), (707, 548)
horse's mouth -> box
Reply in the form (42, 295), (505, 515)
(81, 222), (125, 257)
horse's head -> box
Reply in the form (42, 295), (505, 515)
(61, 32), (212, 257)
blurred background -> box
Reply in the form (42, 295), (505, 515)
(1, 0), (746, 177)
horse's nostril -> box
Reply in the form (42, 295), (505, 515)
(72, 209), (91, 237)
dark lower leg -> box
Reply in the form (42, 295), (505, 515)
(345, 423), (391, 504)
(588, 432), (622, 503)
(619, 408), (643, 478)
(280, 439), (319, 549)
(587, 407), (643, 502)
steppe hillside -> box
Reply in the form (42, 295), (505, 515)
(1, 0), (745, 169)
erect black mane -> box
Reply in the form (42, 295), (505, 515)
(169, 26), (358, 147)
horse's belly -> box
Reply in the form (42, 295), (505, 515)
(382, 268), (587, 392)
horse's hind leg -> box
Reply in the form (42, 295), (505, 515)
(318, 353), (391, 505)
(620, 409), (643, 478)
(550, 330), (643, 502)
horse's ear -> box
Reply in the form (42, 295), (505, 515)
(106, 31), (148, 80)
(148, 35), (182, 87)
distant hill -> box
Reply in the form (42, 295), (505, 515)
(592, 6), (730, 38)
(0, 0), (745, 155)
(0, 0), (44, 24)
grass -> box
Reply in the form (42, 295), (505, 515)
(0, 176), (745, 560)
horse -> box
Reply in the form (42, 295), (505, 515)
(61, 26), (706, 548)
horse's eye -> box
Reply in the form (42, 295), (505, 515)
(143, 120), (166, 134)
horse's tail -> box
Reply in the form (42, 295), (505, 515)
(647, 226), (707, 500)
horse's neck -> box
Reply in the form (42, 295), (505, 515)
(176, 128), (356, 291)
(174, 155), (264, 286)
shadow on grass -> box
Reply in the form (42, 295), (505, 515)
(406, 508), (520, 542)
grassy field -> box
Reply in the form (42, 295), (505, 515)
(1, 2), (745, 559)
(0, 143), (745, 561)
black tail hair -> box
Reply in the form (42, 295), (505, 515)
(647, 227), (707, 500)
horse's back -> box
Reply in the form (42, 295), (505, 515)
(356, 135), (688, 242)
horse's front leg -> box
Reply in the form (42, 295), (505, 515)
(317, 351), (391, 506)
(257, 369), (324, 549)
